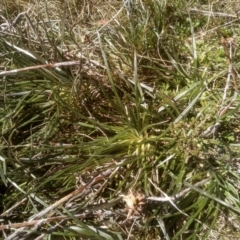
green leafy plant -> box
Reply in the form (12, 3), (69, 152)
(1, 0), (240, 239)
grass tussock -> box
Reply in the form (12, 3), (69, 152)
(1, 0), (240, 239)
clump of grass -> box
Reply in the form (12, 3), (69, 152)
(1, 0), (240, 239)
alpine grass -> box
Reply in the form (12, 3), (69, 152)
(1, 0), (240, 239)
